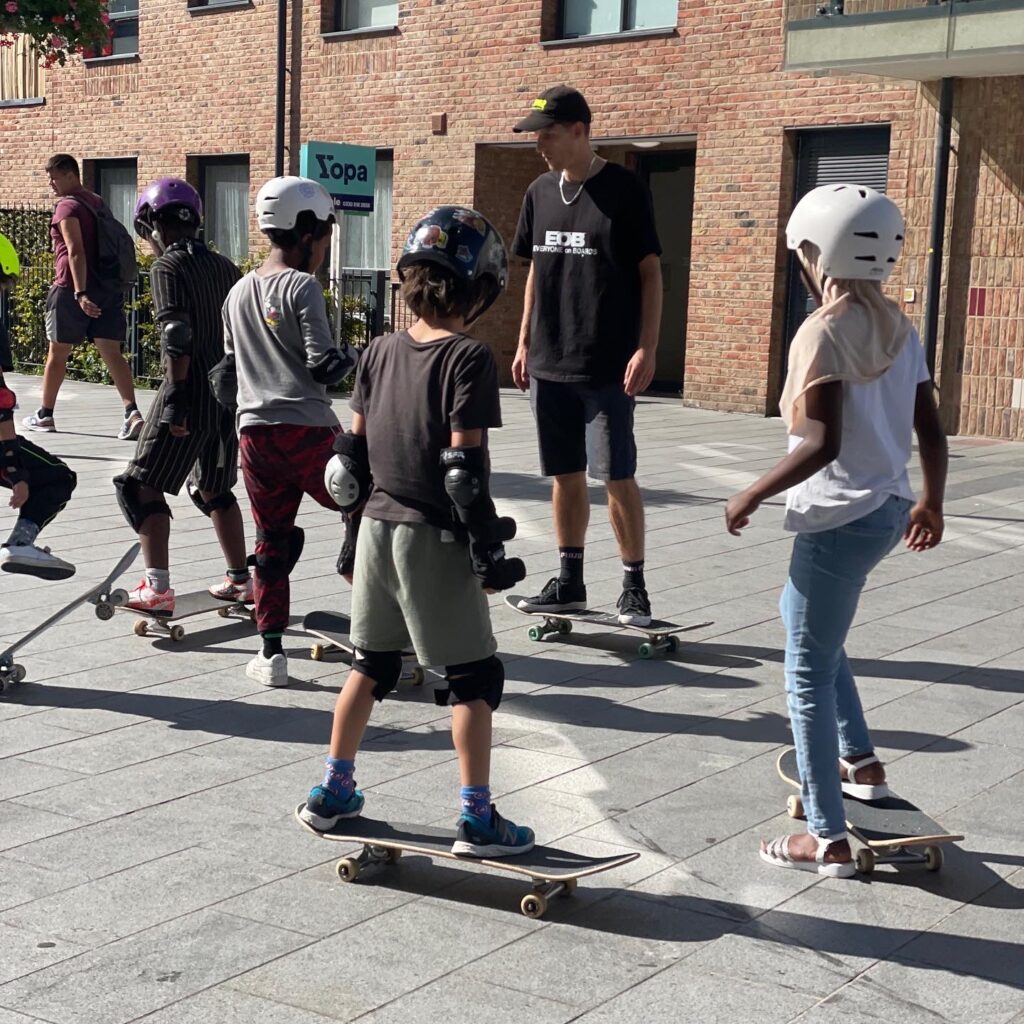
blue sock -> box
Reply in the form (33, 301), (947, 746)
(461, 785), (491, 820)
(322, 757), (355, 799)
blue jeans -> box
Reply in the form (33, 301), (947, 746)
(780, 495), (912, 838)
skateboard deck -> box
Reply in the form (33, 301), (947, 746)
(121, 589), (255, 642)
(302, 610), (425, 685)
(294, 804), (639, 918)
(777, 748), (963, 874)
(0, 542), (140, 692)
(505, 594), (713, 659)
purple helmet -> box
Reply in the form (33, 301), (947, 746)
(133, 177), (203, 240)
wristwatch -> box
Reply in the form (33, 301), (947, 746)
(74, 290), (87, 300)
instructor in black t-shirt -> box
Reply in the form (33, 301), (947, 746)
(511, 85), (663, 626)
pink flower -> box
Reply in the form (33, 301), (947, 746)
(49, 33), (63, 47)
(99, 11), (109, 22)
(4, 2), (18, 13)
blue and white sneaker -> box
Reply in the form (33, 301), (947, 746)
(299, 785), (365, 831)
(451, 804), (535, 858)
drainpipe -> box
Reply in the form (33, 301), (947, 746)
(924, 77), (954, 379)
(275, 0), (287, 177)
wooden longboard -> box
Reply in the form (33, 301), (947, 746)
(504, 594), (712, 659)
(301, 610), (425, 685)
(776, 748), (963, 874)
(121, 589), (255, 641)
(295, 804), (639, 918)
(0, 542), (141, 692)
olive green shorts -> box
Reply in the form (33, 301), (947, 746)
(349, 517), (497, 668)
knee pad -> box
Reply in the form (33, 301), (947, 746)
(187, 480), (237, 518)
(250, 525), (305, 583)
(352, 648), (404, 701)
(113, 474), (171, 532)
(439, 656), (504, 711)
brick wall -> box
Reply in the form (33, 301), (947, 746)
(1, 0), (1022, 435)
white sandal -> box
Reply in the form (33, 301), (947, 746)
(759, 832), (857, 879)
(839, 754), (890, 801)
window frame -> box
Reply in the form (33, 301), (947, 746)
(557, 0), (676, 38)
(83, 0), (140, 61)
(92, 157), (139, 232)
(331, 0), (399, 34)
(196, 154), (250, 263)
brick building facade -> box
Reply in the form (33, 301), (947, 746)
(1, 0), (1021, 437)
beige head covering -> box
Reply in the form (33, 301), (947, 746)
(780, 244), (914, 434)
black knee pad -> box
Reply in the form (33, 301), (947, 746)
(113, 473), (172, 532)
(187, 480), (238, 517)
(250, 526), (305, 583)
(352, 648), (404, 701)
(442, 656), (505, 711)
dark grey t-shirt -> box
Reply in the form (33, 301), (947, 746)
(351, 330), (501, 530)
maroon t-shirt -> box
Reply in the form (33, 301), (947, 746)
(50, 189), (102, 289)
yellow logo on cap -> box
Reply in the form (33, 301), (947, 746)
(531, 99), (548, 111)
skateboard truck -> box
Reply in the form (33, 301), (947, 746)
(526, 616), (681, 659)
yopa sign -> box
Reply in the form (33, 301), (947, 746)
(299, 141), (377, 214)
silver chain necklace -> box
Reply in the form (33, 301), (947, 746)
(559, 154), (599, 206)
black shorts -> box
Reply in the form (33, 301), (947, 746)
(45, 284), (127, 345)
(529, 377), (637, 481)
(124, 385), (238, 496)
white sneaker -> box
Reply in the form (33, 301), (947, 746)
(246, 651), (288, 687)
(21, 412), (55, 432)
(0, 543), (76, 580)
(118, 410), (144, 441)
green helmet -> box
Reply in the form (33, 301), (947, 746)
(0, 233), (20, 277)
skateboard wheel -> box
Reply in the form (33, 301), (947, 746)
(336, 857), (360, 882)
(13, 664), (25, 683)
(386, 848), (402, 864)
(95, 602), (115, 622)
(667, 636), (679, 653)
(109, 589), (128, 607)
(562, 877), (577, 897)
(786, 794), (804, 819)
(855, 848), (876, 874)
(311, 644), (325, 662)
(409, 667), (425, 686)
(170, 625), (186, 642)
(133, 619), (149, 637)
(924, 845), (943, 872)
(557, 619), (572, 635)
(217, 606), (230, 618)
(521, 892), (548, 919)
(528, 625), (544, 642)
(638, 643), (654, 659)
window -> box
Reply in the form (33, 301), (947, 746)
(94, 159), (138, 233)
(85, 0), (140, 58)
(561, 0), (676, 37)
(332, 0), (398, 32)
(199, 157), (249, 263)
(0, 36), (45, 103)
(342, 154), (393, 271)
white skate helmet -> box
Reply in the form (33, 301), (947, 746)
(786, 184), (905, 282)
(256, 176), (335, 232)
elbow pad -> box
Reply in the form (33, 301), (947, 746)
(324, 431), (372, 512)
(308, 344), (357, 386)
(160, 319), (192, 360)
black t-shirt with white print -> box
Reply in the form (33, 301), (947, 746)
(350, 330), (501, 531)
(513, 161), (661, 385)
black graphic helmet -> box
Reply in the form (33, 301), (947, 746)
(397, 206), (508, 323)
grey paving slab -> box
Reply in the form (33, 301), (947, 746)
(132, 988), (343, 1024)
(0, 910), (311, 1024)
(0, 921), (89, 987)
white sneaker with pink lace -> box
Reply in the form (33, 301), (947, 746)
(209, 575), (254, 603)
(126, 579), (175, 616)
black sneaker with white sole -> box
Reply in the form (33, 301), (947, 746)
(515, 576), (587, 613)
(617, 586), (652, 626)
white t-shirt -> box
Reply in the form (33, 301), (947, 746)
(785, 331), (930, 534)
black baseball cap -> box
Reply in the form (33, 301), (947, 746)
(513, 85), (592, 133)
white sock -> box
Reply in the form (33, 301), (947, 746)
(146, 568), (171, 593)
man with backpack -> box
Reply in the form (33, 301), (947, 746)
(22, 153), (143, 441)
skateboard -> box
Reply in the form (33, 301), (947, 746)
(776, 748), (963, 874)
(294, 804), (639, 919)
(302, 610), (425, 685)
(0, 542), (140, 692)
(121, 589), (256, 642)
(505, 595), (713, 659)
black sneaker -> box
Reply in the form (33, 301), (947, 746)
(515, 576), (587, 613)
(617, 586), (652, 626)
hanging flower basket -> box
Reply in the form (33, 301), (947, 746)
(0, 0), (110, 67)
